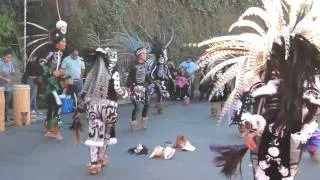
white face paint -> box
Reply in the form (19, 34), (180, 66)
(158, 56), (165, 64)
(108, 51), (118, 69)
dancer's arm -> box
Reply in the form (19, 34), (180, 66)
(112, 71), (128, 98)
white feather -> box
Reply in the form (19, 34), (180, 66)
(229, 20), (266, 36)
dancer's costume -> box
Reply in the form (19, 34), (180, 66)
(229, 76), (265, 136)
(207, 69), (231, 116)
(197, 0), (320, 179)
(25, 0), (67, 139)
(149, 30), (174, 113)
(209, 70), (229, 102)
(77, 43), (128, 174)
(107, 30), (152, 130)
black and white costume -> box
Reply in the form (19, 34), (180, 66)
(150, 49), (173, 112)
(107, 29), (152, 130)
(78, 47), (127, 174)
(25, 0), (68, 139)
(126, 49), (151, 129)
(197, 0), (320, 179)
(230, 81), (265, 126)
(150, 54), (172, 101)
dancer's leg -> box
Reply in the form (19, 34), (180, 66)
(86, 108), (104, 174)
(141, 91), (149, 129)
(130, 99), (139, 130)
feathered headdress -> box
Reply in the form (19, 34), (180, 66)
(74, 30), (117, 143)
(106, 28), (151, 59)
(198, 0), (320, 128)
(140, 25), (174, 62)
(80, 30), (116, 101)
(25, 0), (67, 61)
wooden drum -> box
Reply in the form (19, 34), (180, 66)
(0, 87), (5, 132)
(12, 85), (31, 126)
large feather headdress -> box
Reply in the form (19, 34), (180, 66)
(25, 0), (67, 61)
(198, 0), (320, 125)
(80, 30), (113, 106)
(106, 28), (151, 59)
(140, 25), (174, 62)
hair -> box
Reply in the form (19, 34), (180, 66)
(155, 51), (164, 59)
(72, 48), (78, 52)
(51, 29), (65, 44)
(177, 67), (185, 76)
(2, 48), (12, 57)
(273, 36), (320, 133)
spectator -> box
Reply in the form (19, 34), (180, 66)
(21, 57), (44, 115)
(60, 48), (85, 94)
(0, 49), (15, 123)
(166, 61), (177, 98)
(179, 57), (198, 75)
(179, 57), (198, 99)
(58, 75), (78, 130)
(175, 67), (189, 100)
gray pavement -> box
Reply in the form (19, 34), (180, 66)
(0, 101), (319, 180)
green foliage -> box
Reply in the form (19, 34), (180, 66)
(0, 15), (21, 57)
(4, 0), (259, 63)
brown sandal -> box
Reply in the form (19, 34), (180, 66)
(98, 156), (108, 167)
(87, 163), (102, 175)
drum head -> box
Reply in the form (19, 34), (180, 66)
(12, 84), (30, 89)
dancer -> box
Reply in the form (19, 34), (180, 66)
(40, 30), (67, 139)
(107, 29), (152, 130)
(25, 0), (68, 139)
(229, 72), (265, 137)
(76, 45), (128, 174)
(149, 31), (174, 113)
(208, 70), (228, 117)
(127, 47), (151, 130)
(197, 0), (320, 179)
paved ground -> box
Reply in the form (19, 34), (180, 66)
(0, 101), (319, 180)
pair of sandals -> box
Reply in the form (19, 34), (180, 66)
(130, 117), (148, 131)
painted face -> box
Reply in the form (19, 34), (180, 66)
(158, 55), (165, 64)
(108, 50), (118, 69)
(137, 52), (147, 64)
(55, 38), (66, 50)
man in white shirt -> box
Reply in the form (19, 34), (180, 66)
(60, 48), (85, 94)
